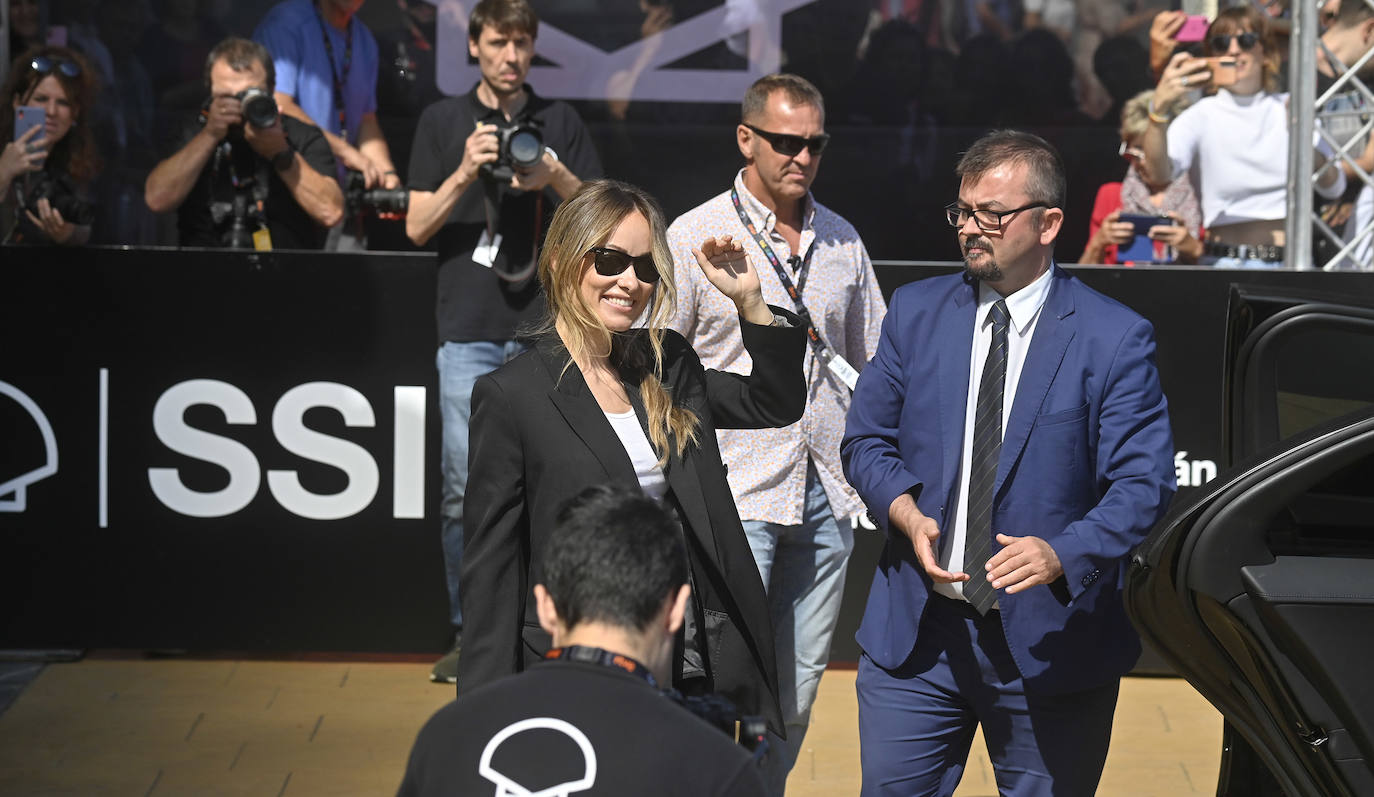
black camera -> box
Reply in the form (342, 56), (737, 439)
(21, 171), (95, 227)
(664, 690), (769, 758)
(209, 191), (264, 249)
(344, 170), (408, 218)
(480, 119), (544, 182)
(236, 87), (279, 128)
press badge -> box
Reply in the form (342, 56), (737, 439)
(472, 229), (503, 268)
(827, 353), (860, 391)
(252, 227), (273, 251)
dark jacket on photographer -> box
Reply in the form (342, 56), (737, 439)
(407, 84), (602, 344)
(172, 113), (335, 249)
(398, 656), (766, 797)
(3, 166), (96, 245)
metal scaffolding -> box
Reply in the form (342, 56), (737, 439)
(1292, 0), (1374, 270)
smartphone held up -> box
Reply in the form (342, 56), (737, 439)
(1205, 57), (1238, 88)
(14, 106), (47, 161)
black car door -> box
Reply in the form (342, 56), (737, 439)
(1126, 285), (1374, 797)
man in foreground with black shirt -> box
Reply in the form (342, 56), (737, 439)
(144, 37), (343, 249)
(397, 485), (766, 797)
(404, 0), (602, 684)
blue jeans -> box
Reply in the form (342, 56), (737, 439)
(437, 340), (526, 631)
(742, 462), (854, 795)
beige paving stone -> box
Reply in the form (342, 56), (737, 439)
(0, 659), (1221, 796)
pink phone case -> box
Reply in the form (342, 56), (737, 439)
(1176, 15), (1209, 43)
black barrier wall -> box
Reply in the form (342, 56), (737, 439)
(0, 247), (448, 652)
(1, 247), (1371, 657)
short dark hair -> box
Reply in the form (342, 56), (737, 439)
(955, 129), (1066, 210)
(469, 0), (539, 41)
(1333, 0), (1374, 27)
(205, 37), (275, 93)
(742, 73), (825, 123)
(540, 485), (688, 633)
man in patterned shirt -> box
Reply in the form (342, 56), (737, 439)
(666, 73), (886, 795)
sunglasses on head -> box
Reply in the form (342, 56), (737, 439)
(588, 246), (660, 283)
(29, 55), (82, 78)
(743, 123), (831, 157)
(1210, 32), (1259, 52)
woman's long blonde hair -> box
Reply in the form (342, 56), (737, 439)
(537, 179), (699, 463)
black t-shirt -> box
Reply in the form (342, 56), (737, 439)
(397, 659), (766, 797)
(174, 115), (336, 250)
(407, 84), (603, 343)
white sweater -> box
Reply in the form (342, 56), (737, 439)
(1167, 89), (1346, 228)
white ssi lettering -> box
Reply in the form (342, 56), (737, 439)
(266, 382), (379, 521)
(146, 380), (427, 519)
(147, 379), (261, 517)
(393, 386), (426, 519)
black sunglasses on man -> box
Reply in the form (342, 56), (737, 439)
(743, 123), (830, 157)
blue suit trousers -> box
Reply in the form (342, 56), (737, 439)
(857, 594), (1119, 797)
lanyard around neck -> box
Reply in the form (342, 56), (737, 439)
(313, 2), (354, 135)
(545, 645), (658, 689)
(729, 185), (829, 357)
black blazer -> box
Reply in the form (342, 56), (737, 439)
(460, 313), (807, 733)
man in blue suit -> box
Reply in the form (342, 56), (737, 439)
(841, 130), (1176, 796)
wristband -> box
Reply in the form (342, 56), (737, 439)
(1147, 99), (1171, 125)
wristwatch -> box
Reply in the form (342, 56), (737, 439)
(271, 143), (295, 172)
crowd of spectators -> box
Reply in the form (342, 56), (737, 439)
(1, 0), (1371, 267)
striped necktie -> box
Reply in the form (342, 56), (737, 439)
(963, 299), (1009, 615)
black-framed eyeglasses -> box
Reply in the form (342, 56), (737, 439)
(743, 123), (831, 157)
(588, 247), (660, 284)
(1210, 32), (1259, 53)
(944, 202), (1050, 231)
(29, 55), (82, 79)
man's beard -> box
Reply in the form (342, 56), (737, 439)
(961, 235), (1003, 282)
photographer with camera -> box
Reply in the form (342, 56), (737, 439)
(404, 0), (602, 686)
(144, 37), (343, 250)
(398, 485), (767, 797)
(2, 46), (99, 246)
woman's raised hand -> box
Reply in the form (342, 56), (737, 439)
(1, 125), (47, 185)
(692, 235), (772, 325)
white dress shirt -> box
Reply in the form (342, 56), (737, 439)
(935, 267), (1054, 603)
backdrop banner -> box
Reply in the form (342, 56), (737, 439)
(1, 247), (1367, 658)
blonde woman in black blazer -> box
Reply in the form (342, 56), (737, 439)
(460, 179), (807, 734)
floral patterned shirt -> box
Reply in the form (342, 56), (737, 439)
(666, 170), (886, 524)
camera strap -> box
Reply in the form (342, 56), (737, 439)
(545, 645), (658, 689)
(313, 1), (354, 137)
(477, 151), (542, 285)
(212, 143), (270, 210)
(729, 186), (858, 391)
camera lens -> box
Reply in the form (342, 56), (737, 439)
(507, 129), (543, 168)
(238, 88), (279, 129)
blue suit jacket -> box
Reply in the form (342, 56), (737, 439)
(841, 266), (1176, 694)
